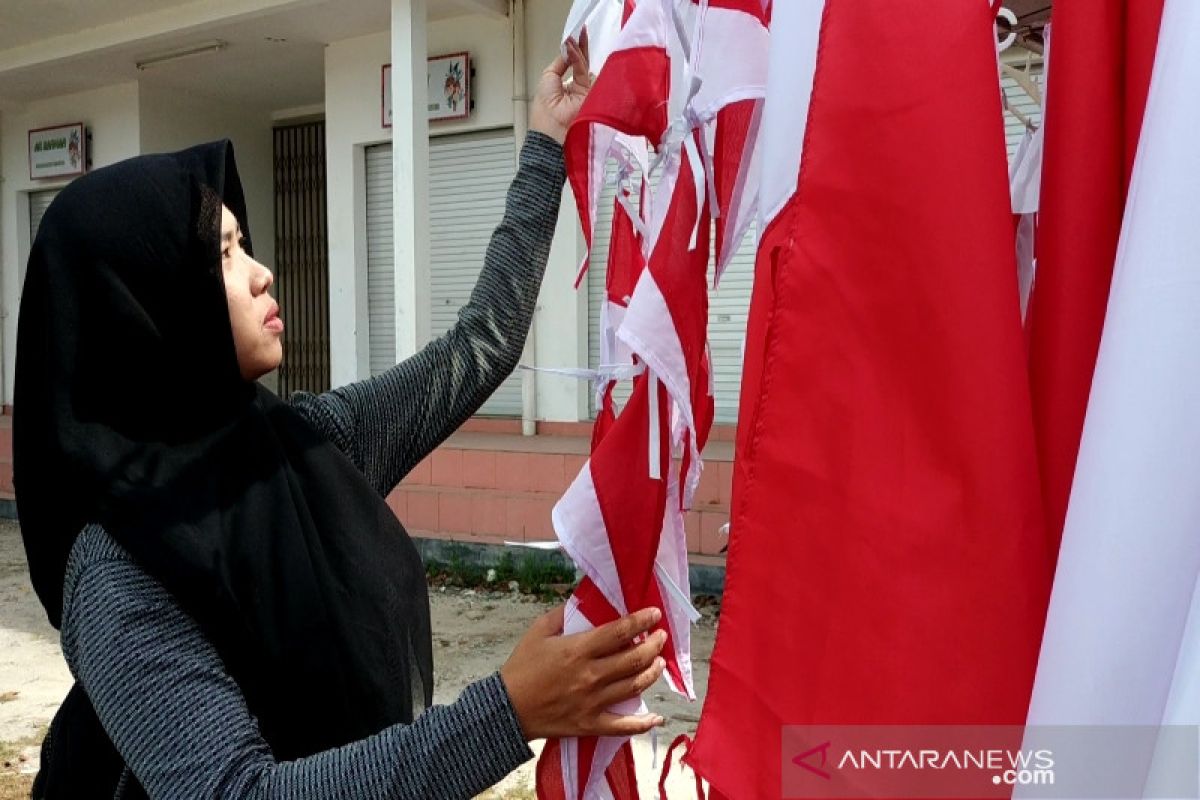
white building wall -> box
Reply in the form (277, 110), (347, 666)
(324, 1), (587, 421)
(0, 81), (141, 406)
(427, 14), (514, 135)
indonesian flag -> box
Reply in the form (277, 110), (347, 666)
(686, 0), (771, 281)
(542, 144), (712, 800)
(564, 0), (671, 286)
(1024, 0), (1200, 777)
(1024, 0), (1165, 557)
(688, 2), (1052, 797)
(540, 0), (770, 795)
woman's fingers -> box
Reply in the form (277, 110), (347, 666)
(567, 36), (591, 87)
(595, 655), (666, 710)
(533, 604), (566, 636)
(594, 629), (667, 682)
(582, 607), (662, 657)
(593, 711), (666, 738)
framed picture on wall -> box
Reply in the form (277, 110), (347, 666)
(427, 52), (470, 121)
(29, 122), (86, 180)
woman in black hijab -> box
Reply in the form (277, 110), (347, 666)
(16, 38), (668, 798)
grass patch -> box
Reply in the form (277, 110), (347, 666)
(0, 728), (45, 800)
(426, 545), (576, 600)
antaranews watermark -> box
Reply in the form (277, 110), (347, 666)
(781, 724), (1198, 798)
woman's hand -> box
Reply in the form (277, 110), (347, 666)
(500, 604), (668, 740)
(529, 33), (592, 145)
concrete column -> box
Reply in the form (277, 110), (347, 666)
(391, 0), (430, 359)
(527, 0), (589, 421)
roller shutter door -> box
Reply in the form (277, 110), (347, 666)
(428, 129), (521, 416)
(29, 189), (59, 242)
(365, 144), (396, 377)
(365, 132), (520, 415)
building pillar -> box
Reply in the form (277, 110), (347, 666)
(391, 0), (430, 359)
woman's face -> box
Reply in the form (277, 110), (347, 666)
(221, 205), (283, 381)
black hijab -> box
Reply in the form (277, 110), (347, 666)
(15, 141), (433, 788)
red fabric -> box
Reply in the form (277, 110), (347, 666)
(564, 45), (670, 266)
(590, 373), (686, 690)
(1025, 0), (1164, 558)
(712, 99), (759, 275)
(688, 3), (1052, 797)
(607, 190), (645, 305)
(540, 739), (644, 800)
(607, 742), (641, 798)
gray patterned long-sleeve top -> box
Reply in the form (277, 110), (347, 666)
(52, 131), (566, 799)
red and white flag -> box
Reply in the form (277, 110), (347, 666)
(1024, 0), (1200, 775)
(1024, 0), (1165, 557)
(538, 0), (769, 796)
(688, 2), (1052, 797)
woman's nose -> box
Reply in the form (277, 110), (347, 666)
(253, 260), (274, 294)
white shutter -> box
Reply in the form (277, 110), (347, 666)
(429, 129), (520, 416)
(1001, 63), (1045, 163)
(709, 226), (754, 423)
(365, 144), (396, 377)
(29, 189), (59, 242)
(587, 162), (755, 425)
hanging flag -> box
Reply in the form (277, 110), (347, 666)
(687, 2), (1052, 798)
(563, 0), (671, 286)
(1024, 0), (1199, 771)
(542, 0), (770, 795)
(1024, 0), (1165, 558)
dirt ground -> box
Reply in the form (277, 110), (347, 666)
(0, 519), (716, 797)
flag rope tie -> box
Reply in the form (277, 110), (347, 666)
(657, 733), (705, 800)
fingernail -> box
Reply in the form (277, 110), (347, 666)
(650, 607), (662, 623)
(655, 656), (665, 669)
(655, 715), (666, 726)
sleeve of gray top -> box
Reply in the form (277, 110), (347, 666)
(290, 131), (566, 496)
(61, 552), (533, 799)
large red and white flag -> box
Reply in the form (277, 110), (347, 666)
(687, 2), (1052, 797)
(539, 0), (770, 796)
(1024, 0), (1165, 557)
(1024, 0), (1200, 774)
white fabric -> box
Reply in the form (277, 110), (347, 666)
(1025, 0), (1199, 757)
(553, 465), (630, 617)
(561, 0), (625, 72)
(715, 98), (764, 283)
(1009, 123), (1044, 214)
(618, 268), (701, 499)
(757, 0), (826, 228)
(561, 595), (647, 800)
(655, 476), (699, 699)
(1015, 212), (1036, 320)
(687, 6), (770, 121)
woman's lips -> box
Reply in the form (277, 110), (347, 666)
(264, 304), (284, 333)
